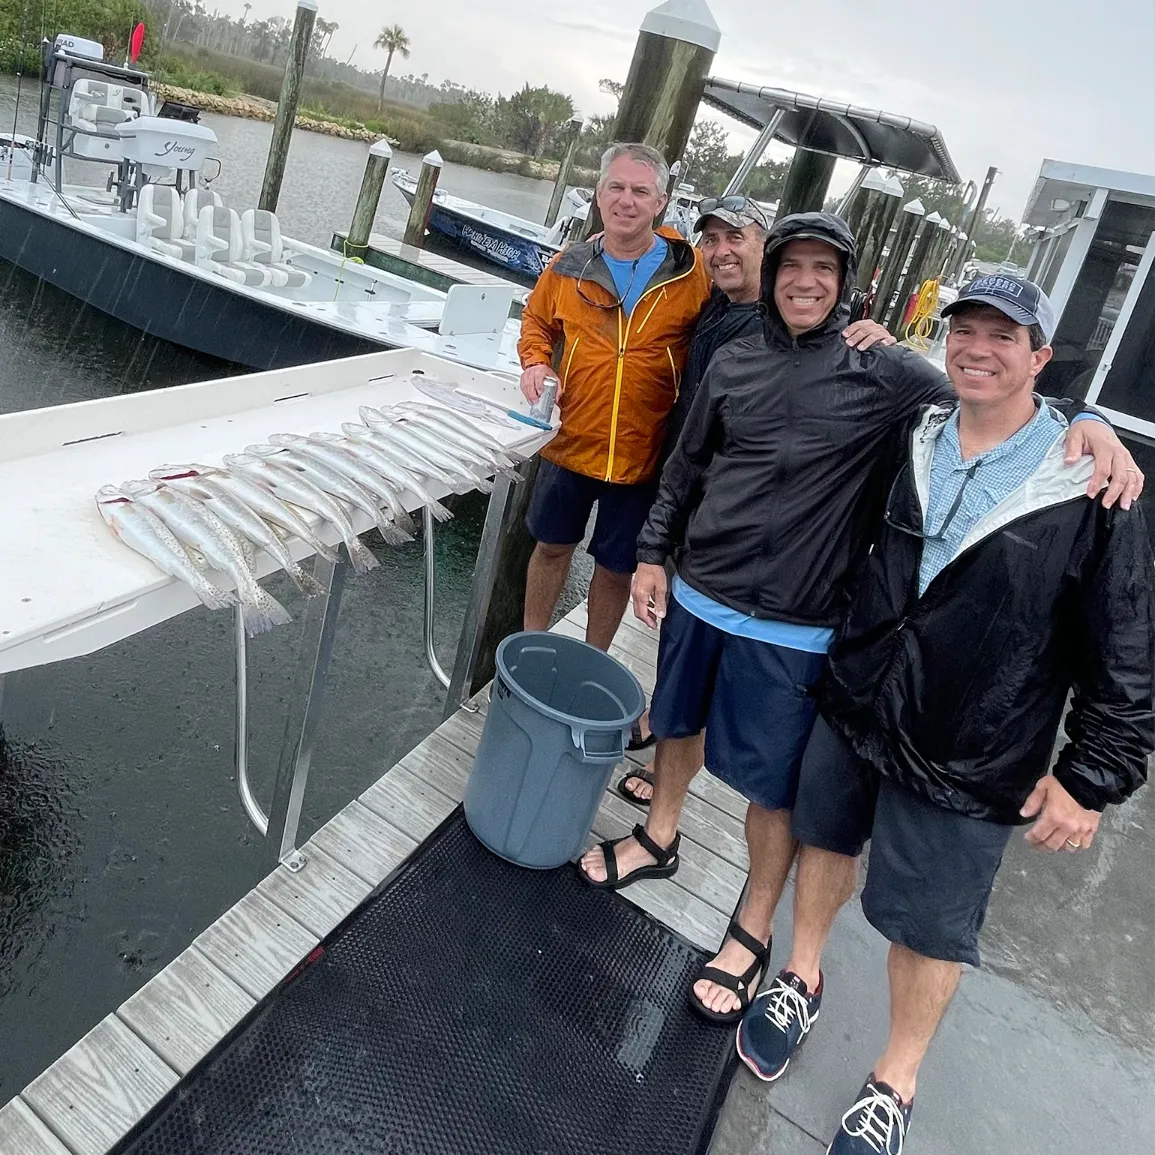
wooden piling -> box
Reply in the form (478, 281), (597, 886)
(776, 149), (838, 220)
(855, 174), (904, 291)
(586, 0), (720, 234)
(544, 117), (584, 229)
(403, 150), (443, 248)
(871, 197), (924, 323)
(887, 217), (938, 335)
(258, 0), (317, 214)
(345, 140), (392, 256)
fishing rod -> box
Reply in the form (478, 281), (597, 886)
(6, 0), (32, 181)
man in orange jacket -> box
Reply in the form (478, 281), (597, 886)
(518, 142), (711, 650)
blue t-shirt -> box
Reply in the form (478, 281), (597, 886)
(602, 237), (668, 317)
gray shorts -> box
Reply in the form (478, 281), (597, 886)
(791, 716), (1015, 967)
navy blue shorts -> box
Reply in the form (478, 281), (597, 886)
(792, 716), (1015, 966)
(648, 597), (827, 811)
(525, 459), (657, 575)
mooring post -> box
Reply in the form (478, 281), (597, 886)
(544, 116), (584, 228)
(258, 0), (317, 214)
(586, 0), (720, 234)
(403, 150), (443, 248)
(345, 139), (392, 256)
(871, 197), (925, 323)
(855, 174), (904, 291)
(887, 215), (938, 336)
(776, 148), (838, 220)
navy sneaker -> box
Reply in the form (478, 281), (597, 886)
(827, 1078), (913, 1154)
(735, 969), (823, 1082)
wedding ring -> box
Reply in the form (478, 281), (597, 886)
(1065, 838), (1081, 849)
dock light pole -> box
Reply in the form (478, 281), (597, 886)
(545, 116), (584, 228)
(403, 150), (443, 247)
(856, 173), (904, 292)
(345, 140), (392, 256)
(259, 0), (317, 213)
(872, 197), (925, 323)
(586, 0), (720, 235)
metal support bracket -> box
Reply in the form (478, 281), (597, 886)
(722, 109), (785, 197)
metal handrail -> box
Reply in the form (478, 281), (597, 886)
(423, 505), (451, 690)
(234, 606), (269, 836)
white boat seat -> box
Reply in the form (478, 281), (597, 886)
(136, 184), (187, 261)
(196, 205), (272, 287)
(240, 208), (311, 289)
(183, 187), (222, 241)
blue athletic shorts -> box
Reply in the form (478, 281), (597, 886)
(792, 716), (1015, 966)
(648, 597), (827, 811)
(525, 459), (657, 575)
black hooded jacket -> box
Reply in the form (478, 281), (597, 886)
(636, 212), (953, 627)
(821, 404), (1154, 822)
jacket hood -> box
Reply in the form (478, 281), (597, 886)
(760, 212), (860, 341)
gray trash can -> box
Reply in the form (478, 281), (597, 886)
(464, 631), (646, 869)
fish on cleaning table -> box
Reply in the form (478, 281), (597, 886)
(96, 486), (237, 612)
(148, 465), (325, 598)
(344, 421), (474, 495)
(358, 407), (494, 493)
(121, 480), (293, 636)
(393, 402), (525, 468)
(224, 452), (379, 576)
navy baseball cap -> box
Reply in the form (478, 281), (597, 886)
(942, 275), (1057, 343)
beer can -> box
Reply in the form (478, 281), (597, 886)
(530, 376), (559, 424)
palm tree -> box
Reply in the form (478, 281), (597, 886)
(374, 25), (411, 112)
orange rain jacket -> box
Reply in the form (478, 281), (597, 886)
(517, 228), (711, 486)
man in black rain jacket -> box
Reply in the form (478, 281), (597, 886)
(739, 275), (1154, 1155)
(577, 213), (1142, 1029)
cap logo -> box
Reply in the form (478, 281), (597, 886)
(971, 276), (1024, 297)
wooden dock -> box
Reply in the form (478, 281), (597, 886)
(0, 601), (745, 1155)
(329, 229), (528, 312)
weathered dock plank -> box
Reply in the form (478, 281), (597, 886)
(360, 761), (459, 840)
(257, 844), (372, 940)
(21, 1016), (178, 1155)
(116, 945), (255, 1076)
(0, 1097), (71, 1155)
(192, 890), (318, 1002)
(397, 728), (475, 799)
(306, 799), (418, 886)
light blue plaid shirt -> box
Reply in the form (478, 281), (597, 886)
(918, 401), (1068, 594)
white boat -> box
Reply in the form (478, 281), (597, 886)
(0, 35), (524, 377)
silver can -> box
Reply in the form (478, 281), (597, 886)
(530, 376), (559, 423)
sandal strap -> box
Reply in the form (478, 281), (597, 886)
(697, 961), (761, 1002)
(623, 769), (655, 790)
(727, 919), (771, 963)
(597, 840), (619, 885)
(632, 823), (679, 867)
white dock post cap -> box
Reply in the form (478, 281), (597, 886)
(423, 150), (444, 167)
(861, 168), (887, 192)
(369, 140), (393, 158)
(903, 198), (926, 215)
(924, 211), (945, 225)
(937, 215), (953, 230)
(297, 0), (318, 10)
(883, 174), (905, 197)
(640, 0), (722, 52)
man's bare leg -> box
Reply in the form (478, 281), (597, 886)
(695, 804), (797, 1015)
(579, 731), (704, 881)
(585, 563), (632, 651)
(871, 944), (961, 1103)
(783, 845), (859, 992)
(524, 541), (576, 632)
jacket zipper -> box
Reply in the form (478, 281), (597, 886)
(667, 347), (679, 397)
(562, 336), (580, 392)
(605, 267), (695, 481)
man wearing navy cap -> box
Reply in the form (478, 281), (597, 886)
(737, 275), (1155, 1153)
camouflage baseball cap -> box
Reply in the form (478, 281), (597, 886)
(694, 195), (770, 233)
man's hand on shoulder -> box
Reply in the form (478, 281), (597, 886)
(1020, 774), (1101, 851)
(842, 319), (896, 351)
(520, 364), (553, 404)
(632, 563), (668, 629)
(1063, 418), (1145, 510)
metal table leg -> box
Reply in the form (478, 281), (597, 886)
(234, 606), (269, 836)
(264, 553), (348, 873)
(423, 505), (450, 691)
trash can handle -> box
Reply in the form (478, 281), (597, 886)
(569, 723), (627, 762)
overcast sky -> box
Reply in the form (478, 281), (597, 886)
(208, 0), (1155, 218)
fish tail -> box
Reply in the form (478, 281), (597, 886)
(240, 585), (294, 636)
(191, 574), (239, 612)
(306, 536), (342, 565)
(377, 515), (415, 546)
(394, 509), (417, 536)
(427, 498), (453, 523)
(286, 561), (326, 598)
(345, 535), (380, 574)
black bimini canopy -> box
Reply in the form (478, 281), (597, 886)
(702, 78), (961, 184)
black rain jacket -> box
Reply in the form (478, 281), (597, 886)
(821, 404), (1155, 822)
(636, 212), (953, 627)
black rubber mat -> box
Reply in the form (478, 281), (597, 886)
(112, 809), (736, 1155)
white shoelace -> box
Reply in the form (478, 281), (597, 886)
(839, 1087), (907, 1155)
(762, 979), (812, 1034)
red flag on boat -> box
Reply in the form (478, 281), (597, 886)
(130, 23), (145, 62)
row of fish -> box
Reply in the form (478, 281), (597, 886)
(96, 402), (527, 637)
